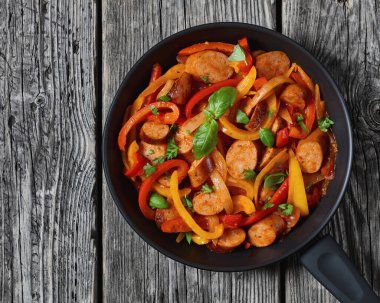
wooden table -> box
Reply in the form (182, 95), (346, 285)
(1, 0), (379, 302)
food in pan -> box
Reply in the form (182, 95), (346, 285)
(117, 38), (337, 252)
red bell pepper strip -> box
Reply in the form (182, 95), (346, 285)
(185, 78), (241, 118)
(290, 72), (309, 92)
(289, 98), (316, 139)
(252, 77), (268, 91)
(138, 159), (189, 220)
(118, 101), (180, 151)
(219, 214), (243, 229)
(239, 178), (289, 226)
(178, 42), (234, 56)
(276, 128), (289, 148)
(161, 215), (209, 233)
(124, 153), (149, 177)
(146, 63), (162, 104)
(237, 37), (253, 75)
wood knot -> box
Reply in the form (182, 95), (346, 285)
(8, 115), (16, 128)
(33, 93), (48, 109)
(366, 99), (380, 130)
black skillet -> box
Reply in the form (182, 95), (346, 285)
(102, 23), (379, 302)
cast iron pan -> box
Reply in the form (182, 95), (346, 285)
(103, 23), (379, 302)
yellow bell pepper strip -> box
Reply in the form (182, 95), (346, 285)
(232, 195), (256, 215)
(170, 171), (224, 239)
(127, 140), (139, 168)
(288, 149), (309, 216)
(253, 148), (288, 204)
(210, 170), (233, 214)
(152, 182), (191, 199)
(235, 65), (257, 101)
(191, 234), (210, 245)
(285, 63), (297, 78)
(131, 64), (185, 114)
(219, 93), (278, 140)
(295, 64), (315, 95)
(226, 175), (254, 200)
(244, 76), (293, 115)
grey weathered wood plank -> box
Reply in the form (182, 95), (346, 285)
(101, 1), (280, 302)
(282, 0), (380, 302)
(0, 0), (97, 302)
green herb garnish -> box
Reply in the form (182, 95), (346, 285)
(318, 117), (334, 132)
(244, 169), (256, 180)
(259, 128), (274, 147)
(236, 109), (250, 124)
(185, 232), (192, 244)
(143, 163), (156, 177)
(201, 184), (214, 194)
(262, 202), (274, 210)
(150, 105), (158, 116)
(296, 114), (309, 133)
(264, 172), (286, 189)
(166, 137), (179, 160)
(183, 196), (193, 210)
(278, 203), (294, 216)
(228, 44), (246, 63)
(152, 156), (165, 165)
(149, 192), (169, 209)
(157, 95), (171, 102)
(193, 119), (218, 160)
(200, 75), (209, 84)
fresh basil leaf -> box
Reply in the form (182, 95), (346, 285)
(149, 192), (169, 209)
(183, 196), (193, 210)
(318, 117), (334, 132)
(262, 202), (274, 210)
(201, 184), (213, 194)
(228, 44), (246, 62)
(185, 232), (192, 244)
(166, 137), (179, 160)
(192, 119), (218, 159)
(236, 109), (250, 124)
(207, 87), (237, 119)
(244, 169), (256, 180)
(296, 114), (309, 133)
(150, 105), (158, 116)
(259, 128), (274, 147)
(200, 75), (209, 84)
(278, 203), (294, 216)
(152, 156), (165, 165)
(264, 172), (286, 189)
(143, 163), (156, 177)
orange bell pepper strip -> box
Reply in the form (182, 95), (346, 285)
(225, 175), (255, 200)
(288, 150), (309, 216)
(145, 63), (162, 104)
(253, 148), (288, 204)
(185, 78), (241, 118)
(118, 101), (180, 152)
(170, 171), (224, 239)
(232, 195), (256, 215)
(289, 97), (316, 139)
(239, 178), (289, 226)
(237, 37), (253, 75)
(178, 42), (234, 56)
(252, 77), (268, 91)
(138, 160), (189, 220)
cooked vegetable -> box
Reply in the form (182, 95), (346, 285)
(119, 38), (337, 252)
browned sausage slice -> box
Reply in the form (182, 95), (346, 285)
(174, 127), (193, 155)
(155, 207), (179, 228)
(168, 72), (193, 105)
(192, 192), (224, 215)
(248, 214), (286, 247)
(139, 141), (167, 162)
(255, 51), (290, 80)
(226, 140), (258, 179)
(188, 156), (214, 188)
(280, 84), (307, 109)
(140, 121), (170, 144)
(217, 228), (246, 249)
(259, 147), (281, 170)
(185, 50), (233, 83)
(245, 102), (267, 131)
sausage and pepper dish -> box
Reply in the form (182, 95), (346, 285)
(118, 38), (337, 252)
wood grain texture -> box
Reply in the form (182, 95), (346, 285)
(0, 0), (97, 302)
(101, 1), (280, 302)
(282, 0), (380, 302)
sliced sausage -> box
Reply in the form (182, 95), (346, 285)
(185, 50), (233, 83)
(155, 207), (179, 228)
(216, 228), (246, 250)
(296, 129), (328, 173)
(245, 102), (267, 131)
(280, 84), (307, 109)
(255, 51), (290, 80)
(281, 206), (301, 229)
(174, 127), (193, 155)
(188, 156), (214, 188)
(168, 72), (193, 105)
(248, 214), (286, 247)
(192, 192), (224, 216)
(258, 148), (281, 170)
(140, 121), (170, 144)
(139, 141), (167, 162)
(226, 140), (258, 179)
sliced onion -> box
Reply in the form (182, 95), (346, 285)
(210, 170), (233, 214)
(156, 80), (174, 100)
(182, 111), (206, 133)
(211, 149), (227, 181)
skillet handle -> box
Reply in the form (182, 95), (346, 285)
(301, 235), (380, 303)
